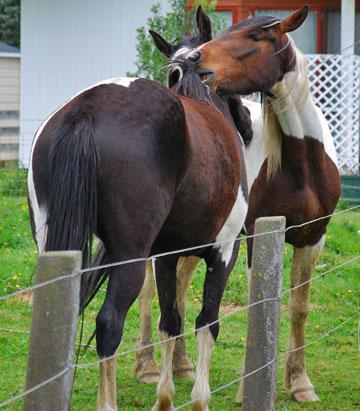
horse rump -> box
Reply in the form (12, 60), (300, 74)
(44, 108), (104, 310)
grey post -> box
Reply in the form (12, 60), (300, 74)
(242, 216), (286, 411)
(23, 251), (82, 411)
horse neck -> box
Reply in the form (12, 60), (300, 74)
(269, 53), (323, 144)
(261, 52), (328, 184)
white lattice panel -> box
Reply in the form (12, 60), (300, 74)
(306, 54), (360, 174)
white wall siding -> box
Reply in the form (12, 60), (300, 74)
(0, 55), (20, 160)
(20, 0), (169, 167)
(0, 56), (20, 111)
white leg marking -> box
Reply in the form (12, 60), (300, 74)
(97, 357), (117, 411)
(215, 186), (248, 267)
(173, 257), (199, 379)
(152, 331), (176, 411)
(286, 235), (325, 402)
(135, 262), (160, 383)
(191, 328), (215, 411)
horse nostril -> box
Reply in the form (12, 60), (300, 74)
(188, 51), (201, 63)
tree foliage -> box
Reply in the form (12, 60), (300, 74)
(0, 0), (20, 48)
(128, 0), (226, 83)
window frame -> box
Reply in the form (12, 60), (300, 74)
(215, 5), (239, 25)
(250, 5), (324, 53)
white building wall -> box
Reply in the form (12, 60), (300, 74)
(20, 0), (169, 167)
(0, 54), (20, 160)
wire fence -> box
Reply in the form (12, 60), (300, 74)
(0, 256), (358, 408)
(0, 205), (359, 408)
(1, 204), (359, 304)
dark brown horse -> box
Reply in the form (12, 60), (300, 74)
(179, 6), (341, 402)
(133, 7), (253, 386)
(27, 37), (249, 410)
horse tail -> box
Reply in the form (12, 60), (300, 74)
(45, 109), (98, 273)
(79, 241), (109, 313)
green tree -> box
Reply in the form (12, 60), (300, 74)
(128, 0), (225, 83)
(0, 0), (20, 49)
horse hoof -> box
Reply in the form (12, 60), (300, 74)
(173, 354), (194, 380)
(291, 389), (320, 402)
(151, 396), (175, 411)
(134, 357), (161, 384)
(138, 372), (160, 384)
(173, 368), (195, 380)
(191, 401), (209, 411)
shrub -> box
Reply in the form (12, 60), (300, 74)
(128, 0), (226, 83)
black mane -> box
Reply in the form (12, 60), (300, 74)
(166, 57), (208, 101)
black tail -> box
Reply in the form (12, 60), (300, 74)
(79, 241), (109, 313)
(45, 111), (98, 264)
(45, 110), (107, 312)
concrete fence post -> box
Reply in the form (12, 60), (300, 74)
(242, 216), (286, 411)
(23, 251), (82, 411)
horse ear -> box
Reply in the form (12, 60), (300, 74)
(196, 6), (212, 42)
(278, 6), (308, 33)
(149, 30), (172, 57)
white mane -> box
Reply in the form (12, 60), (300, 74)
(263, 42), (312, 178)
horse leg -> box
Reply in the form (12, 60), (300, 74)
(134, 261), (160, 384)
(286, 235), (325, 402)
(98, 357), (117, 411)
(96, 260), (146, 411)
(152, 256), (180, 411)
(191, 247), (239, 411)
(173, 256), (200, 380)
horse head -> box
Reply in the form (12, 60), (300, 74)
(184, 7), (308, 95)
(150, 6), (253, 145)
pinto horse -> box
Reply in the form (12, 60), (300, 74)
(27, 45), (249, 410)
(138, 5), (340, 402)
(133, 6), (253, 385)
(179, 6), (341, 402)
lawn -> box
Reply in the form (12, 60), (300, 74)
(0, 168), (359, 410)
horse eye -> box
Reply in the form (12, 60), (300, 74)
(249, 33), (263, 41)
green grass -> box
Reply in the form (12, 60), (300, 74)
(0, 169), (359, 410)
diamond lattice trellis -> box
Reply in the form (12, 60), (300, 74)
(306, 54), (360, 174)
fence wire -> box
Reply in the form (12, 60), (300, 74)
(175, 311), (360, 410)
(76, 253), (360, 369)
(1, 253), (359, 407)
(1, 307), (358, 409)
(0, 201), (359, 408)
(1, 204), (359, 303)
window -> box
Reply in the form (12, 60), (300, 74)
(215, 11), (233, 28)
(255, 9), (318, 54)
(326, 11), (360, 55)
